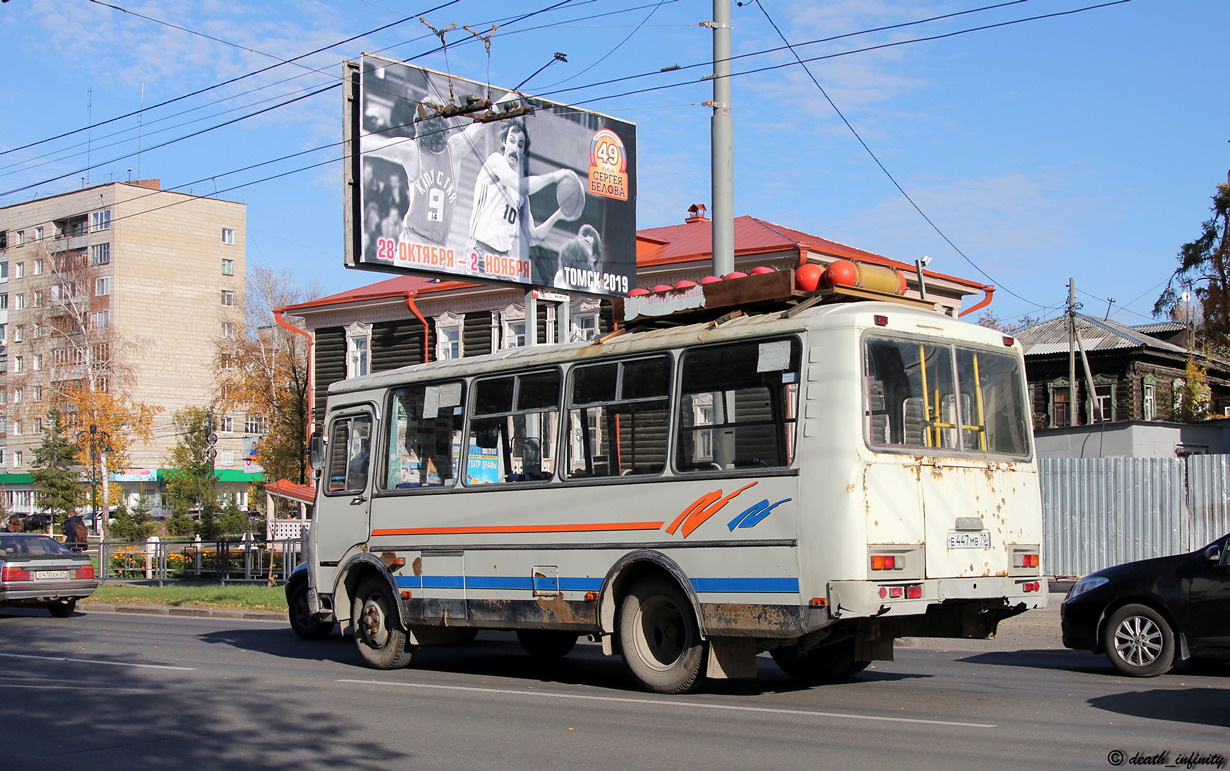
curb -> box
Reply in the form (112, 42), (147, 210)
(79, 602), (285, 621)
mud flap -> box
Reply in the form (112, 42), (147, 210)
(707, 637), (757, 679)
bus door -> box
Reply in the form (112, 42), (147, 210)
(317, 408), (376, 590)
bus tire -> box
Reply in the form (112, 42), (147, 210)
(352, 577), (414, 670)
(516, 630), (578, 660)
(288, 581), (333, 640)
(1104, 603), (1174, 677)
(771, 637), (870, 684)
(619, 576), (706, 694)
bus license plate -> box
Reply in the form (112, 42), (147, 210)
(947, 531), (990, 549)
(36, 570), (69, 580)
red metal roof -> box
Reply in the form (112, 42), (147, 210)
(265, 479), (317, 504)
(286, 213), (983, 311)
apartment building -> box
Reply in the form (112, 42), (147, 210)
(0, 180), (261, 516)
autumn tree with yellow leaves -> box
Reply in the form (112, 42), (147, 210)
(213, 266), (315, 493)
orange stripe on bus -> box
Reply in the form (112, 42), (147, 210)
(371, 522), (666, 536)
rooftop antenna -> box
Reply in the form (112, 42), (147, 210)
(85, 87), (93, 187)
(137, 83), (144, 179)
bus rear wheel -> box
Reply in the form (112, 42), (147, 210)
(619, 576), (706, 694)
(352, 577), (414, 670)
(771, 637), (870, 684)
(517, 630), (578, 660)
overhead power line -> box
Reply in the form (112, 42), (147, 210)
(750, 0), (1043, 309)
(0, 0), (461, 159)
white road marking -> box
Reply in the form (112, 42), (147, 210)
(337, 679), (995, 728)
(0, 652), (196, 671)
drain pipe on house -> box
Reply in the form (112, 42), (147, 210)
(957, 285), (996, 318)
(405, 291), (430, 364)
(274, 308), (314, 429)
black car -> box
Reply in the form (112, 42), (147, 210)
(1060, 532), (1230, 676)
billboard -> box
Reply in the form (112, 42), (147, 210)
(345, 55), (637, 297)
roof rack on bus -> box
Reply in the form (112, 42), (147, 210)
(614, 263), (936, 330)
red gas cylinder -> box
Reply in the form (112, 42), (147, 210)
(627, 288), (650, 297)
(749, 266), (774, 275)
(823, 259), (859, 288)
(699, 275), (723, 284)
(651, 284), (674, 293)
(674, 280), (697, 290)
(795, 263), (824, 292)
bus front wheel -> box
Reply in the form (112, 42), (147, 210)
(771, 637), (870, 684)
(352, 577), (414, 669)
(619, 576), (706, 694)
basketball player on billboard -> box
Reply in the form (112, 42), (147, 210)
(466, 118), (582, 276)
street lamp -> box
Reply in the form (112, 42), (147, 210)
(77, 424), (112, 536)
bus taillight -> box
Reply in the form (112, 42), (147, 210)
(1014, 553), (1040, 568)
(870, 555), (899, 570)
(878, 584), (923, 600)
(1022, 581), (1042, 593)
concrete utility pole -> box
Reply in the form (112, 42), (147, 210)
(708, 0), (734, 277)
(1068, 279), (1077, 427)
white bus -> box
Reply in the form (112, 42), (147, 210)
(289, 287), (1046, 693)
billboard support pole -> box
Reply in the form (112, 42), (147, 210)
(709, 0), (735, 277)
(526, 289), (538, 346)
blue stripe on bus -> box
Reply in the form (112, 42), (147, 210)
(690, 577), (800, 593)
(396, 575), (797, 594)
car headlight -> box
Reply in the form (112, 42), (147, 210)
(1065, 575), (1109, 600)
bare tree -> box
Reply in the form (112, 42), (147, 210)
(17, 244), (156, 538)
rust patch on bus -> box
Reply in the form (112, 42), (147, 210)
(536, 594), (580, 624)
(379, 552), (398, 567)
(412, 557), (423, 576)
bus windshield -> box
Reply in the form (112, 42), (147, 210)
(864, 335), (1030, 457)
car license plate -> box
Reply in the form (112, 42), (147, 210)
(947, 531), (990, 549)
(35, 570), (69, 580)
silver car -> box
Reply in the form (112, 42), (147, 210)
(0, 534), (98, 617)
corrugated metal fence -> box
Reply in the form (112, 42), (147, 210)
(1040, 455), (1230, 577)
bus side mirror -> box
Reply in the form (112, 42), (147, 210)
(308, 432), (324, 472)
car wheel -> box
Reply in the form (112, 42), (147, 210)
(618, 576), (706, 694)
(47, 599), (76, 618)
(1104, 603), (1175, 677)
(288, 581), (333, 640)
(352, 577), (414, 670)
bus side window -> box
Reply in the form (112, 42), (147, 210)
(467, 370), (560, 484)
(384, 382), (465, 490)
(326, 415), (372, 494)
(676, 339), (800, 472)
(566, 356), (670, 479)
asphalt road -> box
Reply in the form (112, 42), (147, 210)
(1, 595), (1225, 770)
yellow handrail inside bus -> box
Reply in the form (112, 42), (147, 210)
(918, 345), (932, 447)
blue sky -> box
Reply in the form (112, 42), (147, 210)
(0, 0), (1226, 326)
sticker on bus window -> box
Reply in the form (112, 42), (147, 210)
(757, 341), (791, 372)
(438, 382), (463, 408)
(424, 386), (440, 418)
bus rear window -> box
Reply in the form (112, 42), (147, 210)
(864, 336), (1030, 457)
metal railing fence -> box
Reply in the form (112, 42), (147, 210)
(95, 536), (306, 586)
